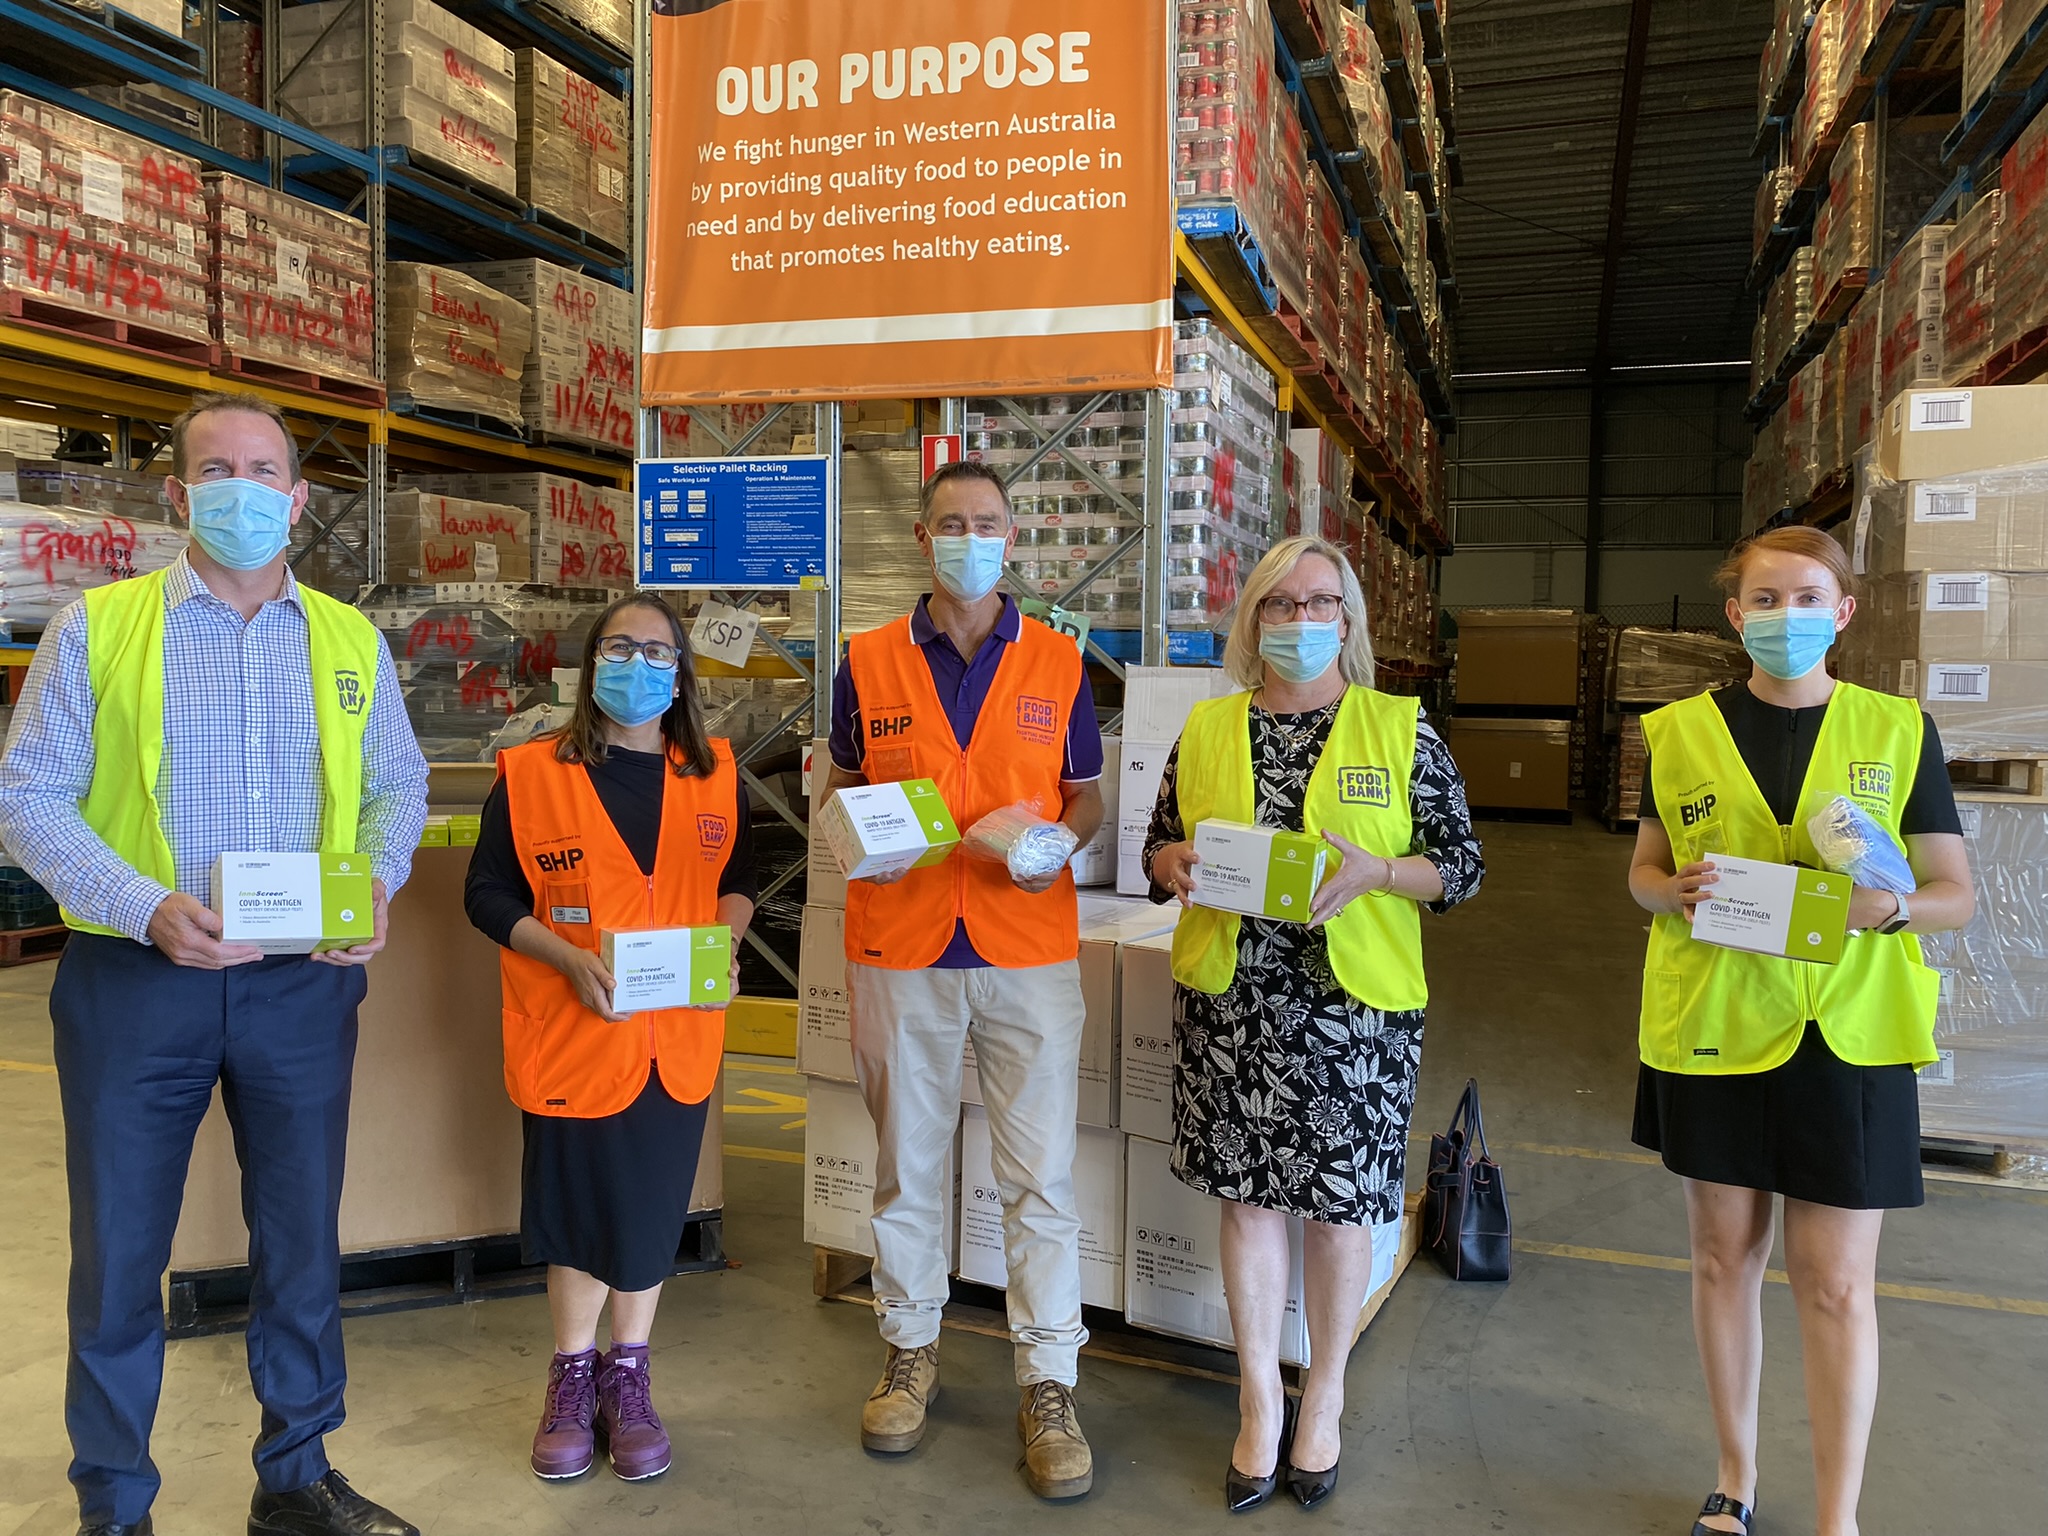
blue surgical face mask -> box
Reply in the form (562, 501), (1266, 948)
(1740, 606), (1841, 680)
(182, 476), (294, 570)
(1259, 620), (1344, 684)
(929, 532), (1007, 602)
(590, 653), (676, 728)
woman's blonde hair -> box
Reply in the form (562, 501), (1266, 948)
(1715, 525), (1857, 600)
(1222, 535), (1376, 690)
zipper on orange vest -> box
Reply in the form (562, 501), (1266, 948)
(646, 871), (658, 1062)
(955, 743), (970, 943)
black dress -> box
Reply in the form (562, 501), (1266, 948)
(465, 747), (756, 1291)
(1143, 703), (1486, 1227)
(1631, 683), (1961, 1210)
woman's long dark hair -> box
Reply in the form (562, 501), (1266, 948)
(550, 593), (718, 778)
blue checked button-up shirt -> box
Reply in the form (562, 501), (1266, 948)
(0, 555), (430, 944)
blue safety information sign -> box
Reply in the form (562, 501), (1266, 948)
(634, 456), (831, 589)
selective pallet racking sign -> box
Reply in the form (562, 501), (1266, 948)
(643, 0), (1173, 401)
(634, 455), (831, 588)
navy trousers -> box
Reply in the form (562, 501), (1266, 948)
(50, 933), (368, 1526)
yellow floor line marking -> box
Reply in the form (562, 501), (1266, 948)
(725, 1057), (799, 1076)
(1500, 1140), (1662, 1166)
(1516, 1240), (2048, 1317)
(0, 1058), (55, 1074)
(724, 1088), (807, 1115)
(726, 1143), (803, 1165)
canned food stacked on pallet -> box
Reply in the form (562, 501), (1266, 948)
(206, 173), (377, 394)
(797, 669), (1410, 1362)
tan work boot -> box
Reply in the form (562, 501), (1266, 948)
(1018, 1380), (1094, 1499)
(861, 1343), (940, 1453)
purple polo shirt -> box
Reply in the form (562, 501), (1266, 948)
(828, 594), (1104, 967)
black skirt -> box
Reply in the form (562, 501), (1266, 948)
(1632, 1022), (1924, 1210)
(521, 1068), (713, 1291)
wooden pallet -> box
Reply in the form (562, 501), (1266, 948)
(528, 205), (629, 263)
(814, 1193), (1420, 1384)
(1949, 757), (2048, 802)
(1921, 1135), (2048, 1190)
(1, 292), (218, 367)
(0, 923), (67, 967)
(1978, 323), (2048, 388)
(218, 351), (385, 407)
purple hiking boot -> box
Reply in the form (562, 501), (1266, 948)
(531, 1349), (598, 1479)
(598, 1343), (672, 1480)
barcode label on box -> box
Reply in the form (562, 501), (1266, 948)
(1908, 391), (1973, 431)
(1913, 483), (1978, 522)
(80, 151), (123, 221)
(276, 238), (309, 298)
(1956, 803), (1981, 839)
(1851, 494), (1874, 574)
(1926, 663), (1990, 701)
(1920, 1048), (1955, 1087)
(1926, 573), (1990, 611)
(1895, 661), (1913, 696)
(16, 143), (40, 184)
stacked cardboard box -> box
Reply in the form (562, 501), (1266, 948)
(403, 471), (630, 590)
(550, 0), (629, 51)
(1815, 122), (1875, 314)
(455, 258), (633, 454)
(516, 51), (629, 252)
(214, 20), (264, 162)
(384, 488), (533, 585)
(1963, 0), (2048, 114)
(1840, 274), (1882, 458)
(1603, 715), (1648, 829)
(279, 0), (518, 197)
(1879, 226), (1951, 406)
(1794, 0), (1848, 178)
(1446, 609), (1580, 813)
(1609, 628), (1748, 704)
(0, 92), (211, 346)
(1992, 111), (2048, 356)
(1303, 162), (1346, 366)
(1575, 617), (1616, 807)
(1943, 191), (2004, 385)
(386, 262), (532, 426)
(205, 173), (377, 388)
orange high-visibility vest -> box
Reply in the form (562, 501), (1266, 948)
(843, 614), (1082, 970)
(497, 736), (736, 1117)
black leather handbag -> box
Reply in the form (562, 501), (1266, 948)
(1421, 1078), (1511, 1281)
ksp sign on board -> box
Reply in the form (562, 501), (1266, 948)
(644, 1), (1172, 402)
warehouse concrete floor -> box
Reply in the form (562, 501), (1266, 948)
(3, 820), (2045, 1536)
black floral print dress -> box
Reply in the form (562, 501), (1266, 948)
(1143, 699), (1485, 1227)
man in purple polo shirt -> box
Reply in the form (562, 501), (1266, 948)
(825, 460), (1104, 1499)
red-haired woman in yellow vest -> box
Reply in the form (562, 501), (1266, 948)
(465, 594), (755, 1486)
(1628, 528), (1974, 1536)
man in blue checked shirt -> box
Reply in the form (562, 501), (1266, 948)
(0, 392), (428, 1536)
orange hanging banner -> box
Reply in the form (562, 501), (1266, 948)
(643, 0), (1174, 403)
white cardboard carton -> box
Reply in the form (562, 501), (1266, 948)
(806, 737), (847, 910)
(803, 1077), (958, 1259)
(600, 925), (731, 1011)
(1123, 1135), (1309, 1365)
(1079, 905), (1182, 1128)
(1117, 740), (1174, 895)
(796, 905), (852, 1081)
(1069, 732), (1120, 886)
(1117, 930), (1179, 1143)
(957, 1105), (1126, 1308)
(210, 852), (375, 955)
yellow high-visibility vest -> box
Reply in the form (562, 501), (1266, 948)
(65, 565), (380, 935)
(1640, 684), (1940, 1072)
(1170, 686), (1427, 1010)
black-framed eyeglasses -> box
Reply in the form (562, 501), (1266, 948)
(595, 636), (681, 670)
(1258, 594), (1344, 624)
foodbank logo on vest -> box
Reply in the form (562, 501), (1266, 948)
(698, 814), (730, 850)
(1849, 762), (1894, 804)
(333, 668), (365, 717)
(1015, 694), (1058, 746)
(1337, 766), (1392, 807)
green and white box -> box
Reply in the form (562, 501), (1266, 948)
(1691, 856), (1850, 964)
(817, 778), (961, 881)
(1191, 819), (1329, 922)
(210, 852), (375, 955)
(601, 925), (733, 1012)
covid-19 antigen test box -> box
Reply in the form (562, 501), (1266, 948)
(1691, 856), (1850, 964)
(210, 852), (375, 954)
(601, 925), (733, 1012)
(1190, 820), (1329, 922)
(817, 779), (961, 881)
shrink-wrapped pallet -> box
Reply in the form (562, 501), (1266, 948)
(1610, 629), (1749, 704)
(1879, 225), (1950, 404)
(1794, 0), (1847, 176)
(1840, 275), (1881, 454)
(516, 51), (629, 253)
(548, 0), (630, 51)
(278, 0), (517, 196)
(403, 471), (630, 590)
(1993, 111), (2048, 354)
(0, 502), (186, 633)
(1963, 0), (2048, 114)
(453, 258), (633, 454)
(384, 488), (533, 585)
(1815, 122), (1875, 310)
(0, 92), (210, 346)
(1303, 162), (1345, 364)
(386, 263), (531, 427)
(206, 173), (376, 388)
(1942, 191), (2004, 384)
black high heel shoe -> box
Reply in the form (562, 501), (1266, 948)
(1285, 1408), (1340, 1510)
(1224, 1396), (1297, 1513)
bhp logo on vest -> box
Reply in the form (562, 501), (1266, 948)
(870, 712), (913, 738)
(1337, 766), (1392, 806)
(1679, 793), (1718, 828)
(1850, 762), (1893, 802)
(535, 847), (585, 873)
(1016, 694), (1057, 745)
(334, 668), (365, 716)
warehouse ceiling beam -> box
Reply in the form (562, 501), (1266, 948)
(1583, 0), (1656, 617)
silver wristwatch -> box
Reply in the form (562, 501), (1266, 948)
(1877, 890), (1912, 935)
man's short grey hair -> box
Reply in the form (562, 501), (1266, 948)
(918, 458), (1011, 526)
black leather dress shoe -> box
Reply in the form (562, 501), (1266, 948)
(79, 1518), (153, 1536)
(248, 1470), (418, 1536)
